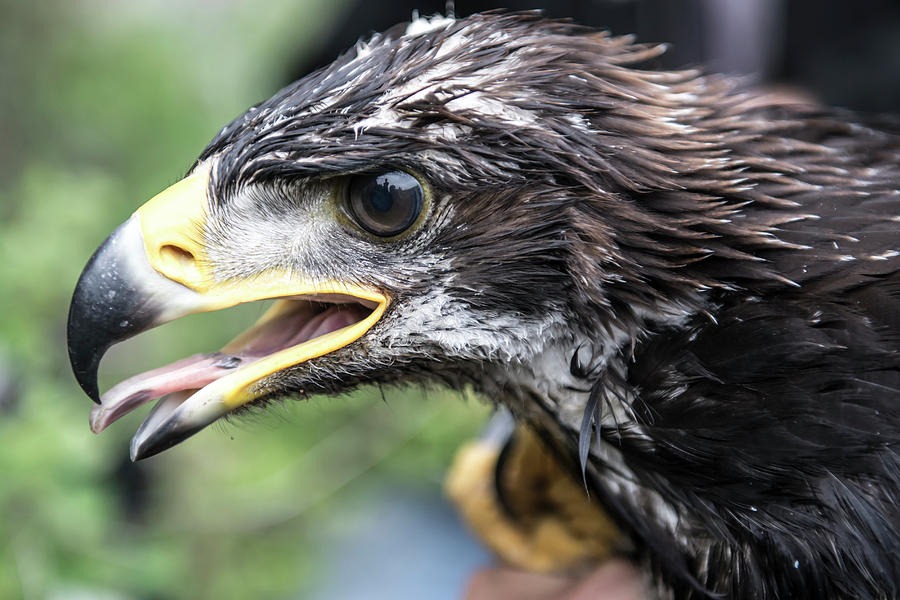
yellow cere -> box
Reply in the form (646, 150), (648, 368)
(137, 165), (213, 291)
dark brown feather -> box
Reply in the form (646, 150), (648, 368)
(195, 12), (900, 598)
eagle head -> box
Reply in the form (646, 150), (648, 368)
(67, 12), (900, 598)
(68, 13), (677, 458)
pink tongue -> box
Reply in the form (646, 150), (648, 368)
(89, 352), (241, 433)
(89, 303), (369, 434)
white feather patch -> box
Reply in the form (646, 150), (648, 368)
(404, 14), (455, 37)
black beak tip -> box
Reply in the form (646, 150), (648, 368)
(130, 421), (204, 462)
(66, 220), (159, 406)
(129, 438), (158, 462)
(67, 298), (103, 404)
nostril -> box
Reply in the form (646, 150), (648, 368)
(159, 244), (196, 268)
(155, 244), (204, 289)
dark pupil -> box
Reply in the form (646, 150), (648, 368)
(370, 186), (393, 213)
(348, 171), (423, 236)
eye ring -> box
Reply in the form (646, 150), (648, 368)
(344, 171), (425, 238)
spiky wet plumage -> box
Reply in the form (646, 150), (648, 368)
(196, 12), (899, 598)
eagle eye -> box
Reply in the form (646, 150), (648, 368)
(345, 171), (424, 237)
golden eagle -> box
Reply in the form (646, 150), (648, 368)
(67, 13), (900, 599)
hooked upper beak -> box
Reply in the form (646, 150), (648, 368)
(67, 165), (388, 460)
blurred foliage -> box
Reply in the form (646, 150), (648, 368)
(0, 2), (490, 598)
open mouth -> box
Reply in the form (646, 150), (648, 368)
(89, 296), (376, 435)
(66, 165), (392, 460)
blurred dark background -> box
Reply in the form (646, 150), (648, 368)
(298, 0), (900, 113)
(1, 1), (898, 599)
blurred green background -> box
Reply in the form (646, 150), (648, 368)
(0, 2), (490, 598)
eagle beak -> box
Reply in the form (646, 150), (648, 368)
(67, 165), (388, 460)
